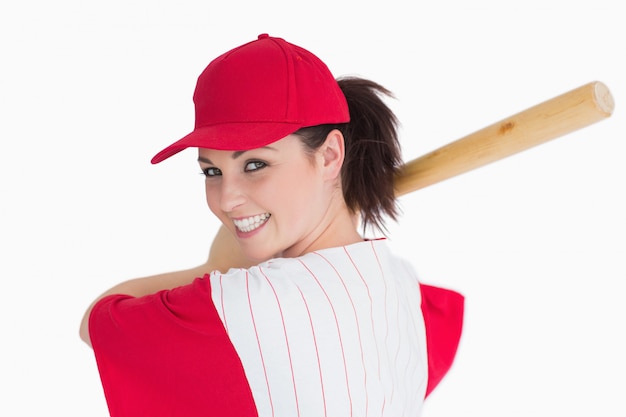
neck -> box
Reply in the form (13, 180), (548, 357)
(281, 192), (363, 258)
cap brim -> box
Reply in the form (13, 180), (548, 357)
(151, 122), (304, 164)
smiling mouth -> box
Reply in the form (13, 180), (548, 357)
(233, 213), (271, 233)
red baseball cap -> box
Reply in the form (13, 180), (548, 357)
(151, 34), (350, 164)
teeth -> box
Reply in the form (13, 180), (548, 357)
(233, 213), (270, 233)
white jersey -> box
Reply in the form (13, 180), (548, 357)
(209, 239), (429, 417)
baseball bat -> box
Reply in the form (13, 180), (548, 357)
(394, 81), (615, 197)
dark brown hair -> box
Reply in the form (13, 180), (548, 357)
(295, 76), (402, 234)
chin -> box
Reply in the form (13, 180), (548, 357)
(242, 250), (274, 265)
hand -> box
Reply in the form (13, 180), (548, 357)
(206, 225), (257, 272)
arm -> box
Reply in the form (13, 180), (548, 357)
(79, 225), (253, 346)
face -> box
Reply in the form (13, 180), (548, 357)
(198, 134), (340, 263)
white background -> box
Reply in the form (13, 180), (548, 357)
(1, 1), (624, 416)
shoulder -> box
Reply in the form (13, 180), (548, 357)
(89, 276), (220, 343)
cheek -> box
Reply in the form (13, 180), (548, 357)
(204, 183), (221, 215)
(277, 168), (323, 211)
(268, 167), (316, 202)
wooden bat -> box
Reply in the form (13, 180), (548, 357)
(394, 81), (615, 197)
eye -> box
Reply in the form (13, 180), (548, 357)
(201, 167), (222, 177)
(244, 160), (267, 172)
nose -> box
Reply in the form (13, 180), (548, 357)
(216, 175), (247, 213)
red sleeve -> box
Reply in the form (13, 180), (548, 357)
(420, 283), (465, 398)
(89, 276), (258, 417)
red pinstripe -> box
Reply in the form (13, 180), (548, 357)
(295, 284), (328, 417)
(369, 241), (390, 415)
(406, 273), (428, 398)
(312, 251), (364, 416)
(258, 267), (302, 417)
(218, 274), (228, 333)
(299, 257), (354, 416)
(344, 246), (381, 417)
(245, 271), (275, 417)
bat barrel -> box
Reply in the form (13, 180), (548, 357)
(394, 81), (615, 197)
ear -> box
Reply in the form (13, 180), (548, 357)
(319, 129), (345, 181)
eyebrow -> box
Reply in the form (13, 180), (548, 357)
(197, 146), (277, 164)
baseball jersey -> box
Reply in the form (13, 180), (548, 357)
(89, 239), (463, 417)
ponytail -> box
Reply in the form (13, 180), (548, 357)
(295, 76), (402, 234)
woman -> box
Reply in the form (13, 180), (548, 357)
(80, 34), (464, 417)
